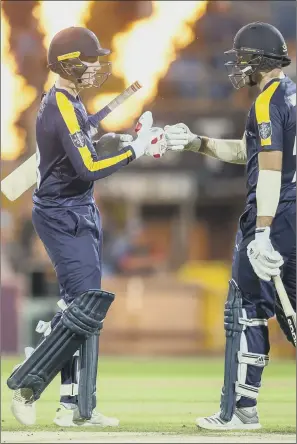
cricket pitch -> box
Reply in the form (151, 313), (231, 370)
(2, 431), (296, 443)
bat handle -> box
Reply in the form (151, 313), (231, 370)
(272, 275), (281, 286)
(273, 275), (296, 320)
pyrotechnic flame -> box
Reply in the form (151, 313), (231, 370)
(1, 7), (37, 160)
(33, 0), (93, 91)
(90, 1), (208, 132)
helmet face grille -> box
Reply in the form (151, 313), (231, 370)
(76, 61), (112, 89)
(49, 57), (111, 90)
(224, 50), (262, 89)
(224, 48), (289, 90)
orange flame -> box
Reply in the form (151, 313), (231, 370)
(33, 0), (93, 91)
(90, 1), (208, 132)
(1, 7), (37, 160)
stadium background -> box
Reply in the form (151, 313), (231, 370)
(1, 1), (296, 366)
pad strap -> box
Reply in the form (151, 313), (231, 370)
(36, 320), (52, 336)
(60, 383), (79, 396)
(239, 318), (268, 328)
(235, 382), (259, 399)
(238, 351), (269, 367)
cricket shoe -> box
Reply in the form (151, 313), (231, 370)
(10, 348), (36, 426)
(54, 404), (120, 427)
(196, 406), (261, 430)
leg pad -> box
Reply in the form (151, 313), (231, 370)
(7, 290), (114, 400)
(78, 334), (99, 419)
(220, 280), (269, 422)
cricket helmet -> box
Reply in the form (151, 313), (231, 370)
(47, 27), (111, 89)
(224, 22), (291, 89)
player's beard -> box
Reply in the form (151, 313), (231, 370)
(246, 75), (257, 87)
(246, 71), (263, 88)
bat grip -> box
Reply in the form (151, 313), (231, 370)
(273, 275), (296, 318)
(88, 81), (142, 128)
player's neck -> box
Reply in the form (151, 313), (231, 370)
(55, 76), (78, 97)
(258, 69), (285, 91)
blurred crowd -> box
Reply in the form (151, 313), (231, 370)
(165, 1), (296, 101)
(1, 0), (296, 300)
(1, 194), (170, 298)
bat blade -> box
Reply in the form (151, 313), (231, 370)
(287, 315), (297, 347)
(273, 275), (296, 346)
(1, 154), (37, 201)
(1, 81), (142, 201)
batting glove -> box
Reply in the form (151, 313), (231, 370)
(247, 227), (284, 281)
(144, 127), (167, 158)
(130, 111), (167, 159)
(165, 123), (201, 152)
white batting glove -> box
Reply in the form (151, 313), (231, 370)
(130, 111), (167, 159)
(247, 227), (284, 281)
(129, 111), (153, 158)
(164, 123), (201, 151)
(144, 127), (167, 158)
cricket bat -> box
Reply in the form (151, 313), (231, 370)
(273, 275), (296, 346)
(1, 81), (142, 201)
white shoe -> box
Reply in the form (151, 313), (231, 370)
(196, 407), (262, 430)
(53, 404), (120, 427)
(10, 349), (36, 426)
(11, 387), (36, 426)
(53, 404), (77, 427)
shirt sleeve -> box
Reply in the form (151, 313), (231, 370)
(54, 91), (136, 181)
(255, 82), (284, 152)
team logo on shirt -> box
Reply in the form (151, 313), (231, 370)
(258, 122), (272, 140)
(70, 130), (86, 148)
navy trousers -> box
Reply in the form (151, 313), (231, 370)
(32, 203), (103, 301)
(231, 200), (296, 407)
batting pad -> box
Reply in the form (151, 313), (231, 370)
(7, 290), (114, 400)
(220, 279), (269, 422)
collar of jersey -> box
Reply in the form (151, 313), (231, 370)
(54, 85), (80, 101)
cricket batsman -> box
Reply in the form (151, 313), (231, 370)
(165, 22), (296, 430)
(7, 27), (166, 427)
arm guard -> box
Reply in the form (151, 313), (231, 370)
(186, 134), (247, 164)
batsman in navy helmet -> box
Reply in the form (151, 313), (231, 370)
(224, 21), (291, 89)
(7, 26), (167, 427)
(165, 22), (296, 430)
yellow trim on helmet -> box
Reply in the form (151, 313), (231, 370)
(255, 81), (280, 146)
(56, 92), (132, 172)
(57, 51), (81, 61)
